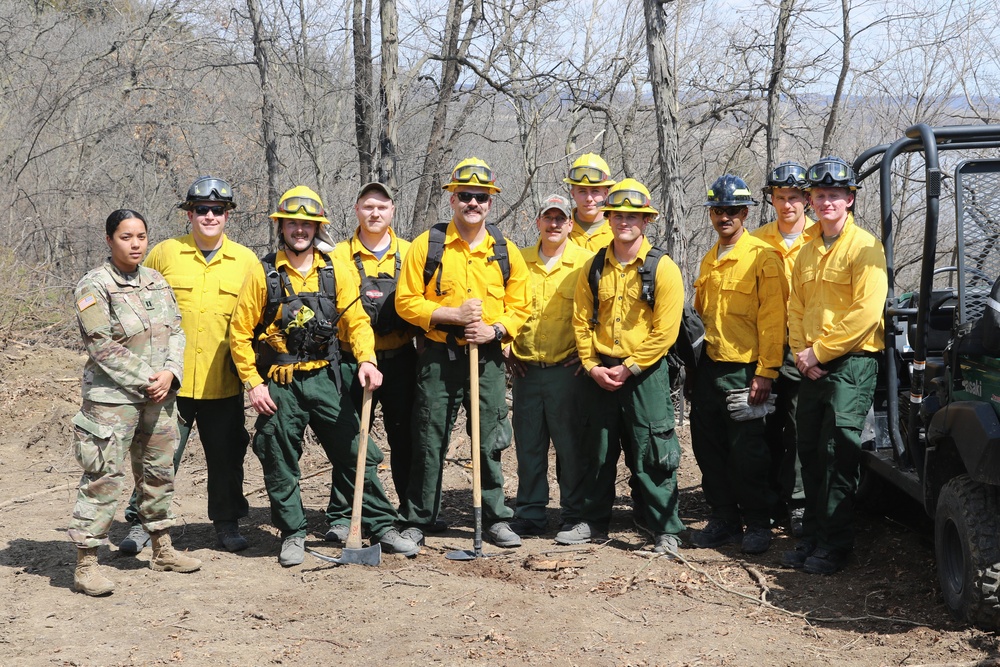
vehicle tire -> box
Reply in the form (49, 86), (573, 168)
(934, 475), (1000, 629)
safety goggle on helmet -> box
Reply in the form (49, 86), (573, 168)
(179, 176), (236, 210)
(600, 178), (659, 216)
(443, 158), (502, 193)
(763, 162), (808, 193)
(805, 157), (861, 190)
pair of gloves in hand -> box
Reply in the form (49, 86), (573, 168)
(725, 387), (777, 422)
(265, 332), (295, 385)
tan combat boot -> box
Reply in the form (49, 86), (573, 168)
(74, 547), (114, 596)
(149, 530), (202, 573)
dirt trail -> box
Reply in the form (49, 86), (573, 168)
(1, 343), (997, 666)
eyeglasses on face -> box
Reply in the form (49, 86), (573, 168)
(456, 191), (491, 204)
(710, 206), (744, 216)
(540, 214), (570, 225)
(194, 205), (227, 216)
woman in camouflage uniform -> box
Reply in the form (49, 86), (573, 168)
(68, 209), (201, 596)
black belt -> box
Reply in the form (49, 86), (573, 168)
(598, 354), (625, 367)
(424, 339), (499, 353)
(843, 351), (880, 359)
(523, 357), (569, 369)
(376, 345), (412, 361)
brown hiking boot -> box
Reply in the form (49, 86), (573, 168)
(149, 530), (201, 573)
(74, 547), (114, 596)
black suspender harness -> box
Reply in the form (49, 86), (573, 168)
(422, 222), (511, 359)
(254, 251), (347, 390)
(353, 248), (408, 336)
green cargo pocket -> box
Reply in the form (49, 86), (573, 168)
(646, 418), (681, 472)
(483, 407), (513, 461)
(835, 410), (866, 432)
(71, 411), (115, 475)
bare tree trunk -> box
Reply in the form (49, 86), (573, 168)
(821, 0), (850, 155)
(766, 0), (795, 173)
(642, 0), (686, 264)
(247, 0), (281, 249)
(409, 0), (482, 234)
(378, 0), (399, 194)
(763, 0), (795, 225)
(352, 0), (374, 182)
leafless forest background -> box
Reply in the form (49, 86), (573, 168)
(2, 0), (998, 343)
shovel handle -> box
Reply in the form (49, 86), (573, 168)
(346, 388), (374, 551)
(469, 343), (483, 554)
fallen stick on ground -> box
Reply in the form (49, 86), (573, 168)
(0, 482), (74, 510)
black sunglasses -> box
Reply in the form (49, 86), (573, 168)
(710, 206), (745, 216)
(456, 192), (491, 204)
(194, 205), (227, 216)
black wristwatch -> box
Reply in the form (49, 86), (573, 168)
(492, 324), (504, 342)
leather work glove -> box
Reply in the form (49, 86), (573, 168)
(267, 364), (296, 385)
(725, 387), (777, 422)
(264, 332), (289, 354)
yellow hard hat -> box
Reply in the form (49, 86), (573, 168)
(600, 178), (658, 216)
(563, 153), (616, 186)
(269, 185), (330, 224)
(442, 157), (501, 193)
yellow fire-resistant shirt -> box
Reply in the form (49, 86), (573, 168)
(229, 248), (376, 390)
(144, 234), (259, 400)
(332, 228), (415, 353)
(694, 232), (788, 379)
(396, 221), (530, 345)
(751, 219), (822, 288)
(512, 241), (594, 364)
(568, 210), (614, 252)
(573, 237), (684, 373)
(788, 214), (887, 363)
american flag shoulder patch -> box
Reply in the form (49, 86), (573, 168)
(77, 293), (97, 311)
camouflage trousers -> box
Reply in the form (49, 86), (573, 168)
(67, 399), (179, 548)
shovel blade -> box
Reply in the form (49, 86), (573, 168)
(445, 549), (478, 561)
(306, 545), (381, 567)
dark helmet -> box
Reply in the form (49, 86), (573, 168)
(805, 156), (860, 190)
(703, 174), (758, 207)
(178, 175), (236, 210)
(763, 161), (808, 194)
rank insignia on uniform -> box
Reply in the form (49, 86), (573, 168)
(77, 294), (97, 311)
(144, 298), (155, 310)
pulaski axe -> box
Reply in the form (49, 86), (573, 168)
(308, 387), (381, 566)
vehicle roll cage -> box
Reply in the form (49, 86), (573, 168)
(853, 123), (1000, 483)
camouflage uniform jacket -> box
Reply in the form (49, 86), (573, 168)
(74, 260), (185, 404)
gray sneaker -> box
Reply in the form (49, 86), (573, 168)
(654, 533), (681, 558)
(324, 524), (349, 543)
(119, 524), (150, 555)
(555, 522), (592, 545)
(214, 521), (249, 552)
(278, 535), (305, 567)
(399, 527), (425, 546)
(378, 529), (420, 557)
(486, 521), (522, 548)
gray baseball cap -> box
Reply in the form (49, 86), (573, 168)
(536, 193), (572, 218)
(357, 181), (393, 201)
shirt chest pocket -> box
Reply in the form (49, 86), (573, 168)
(822, 267), (853, 307)
(720, 277), (755, 314)
(169, 276), (197, 312)
(219, 279), (244, 318)
(108, 288), (147, 339)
